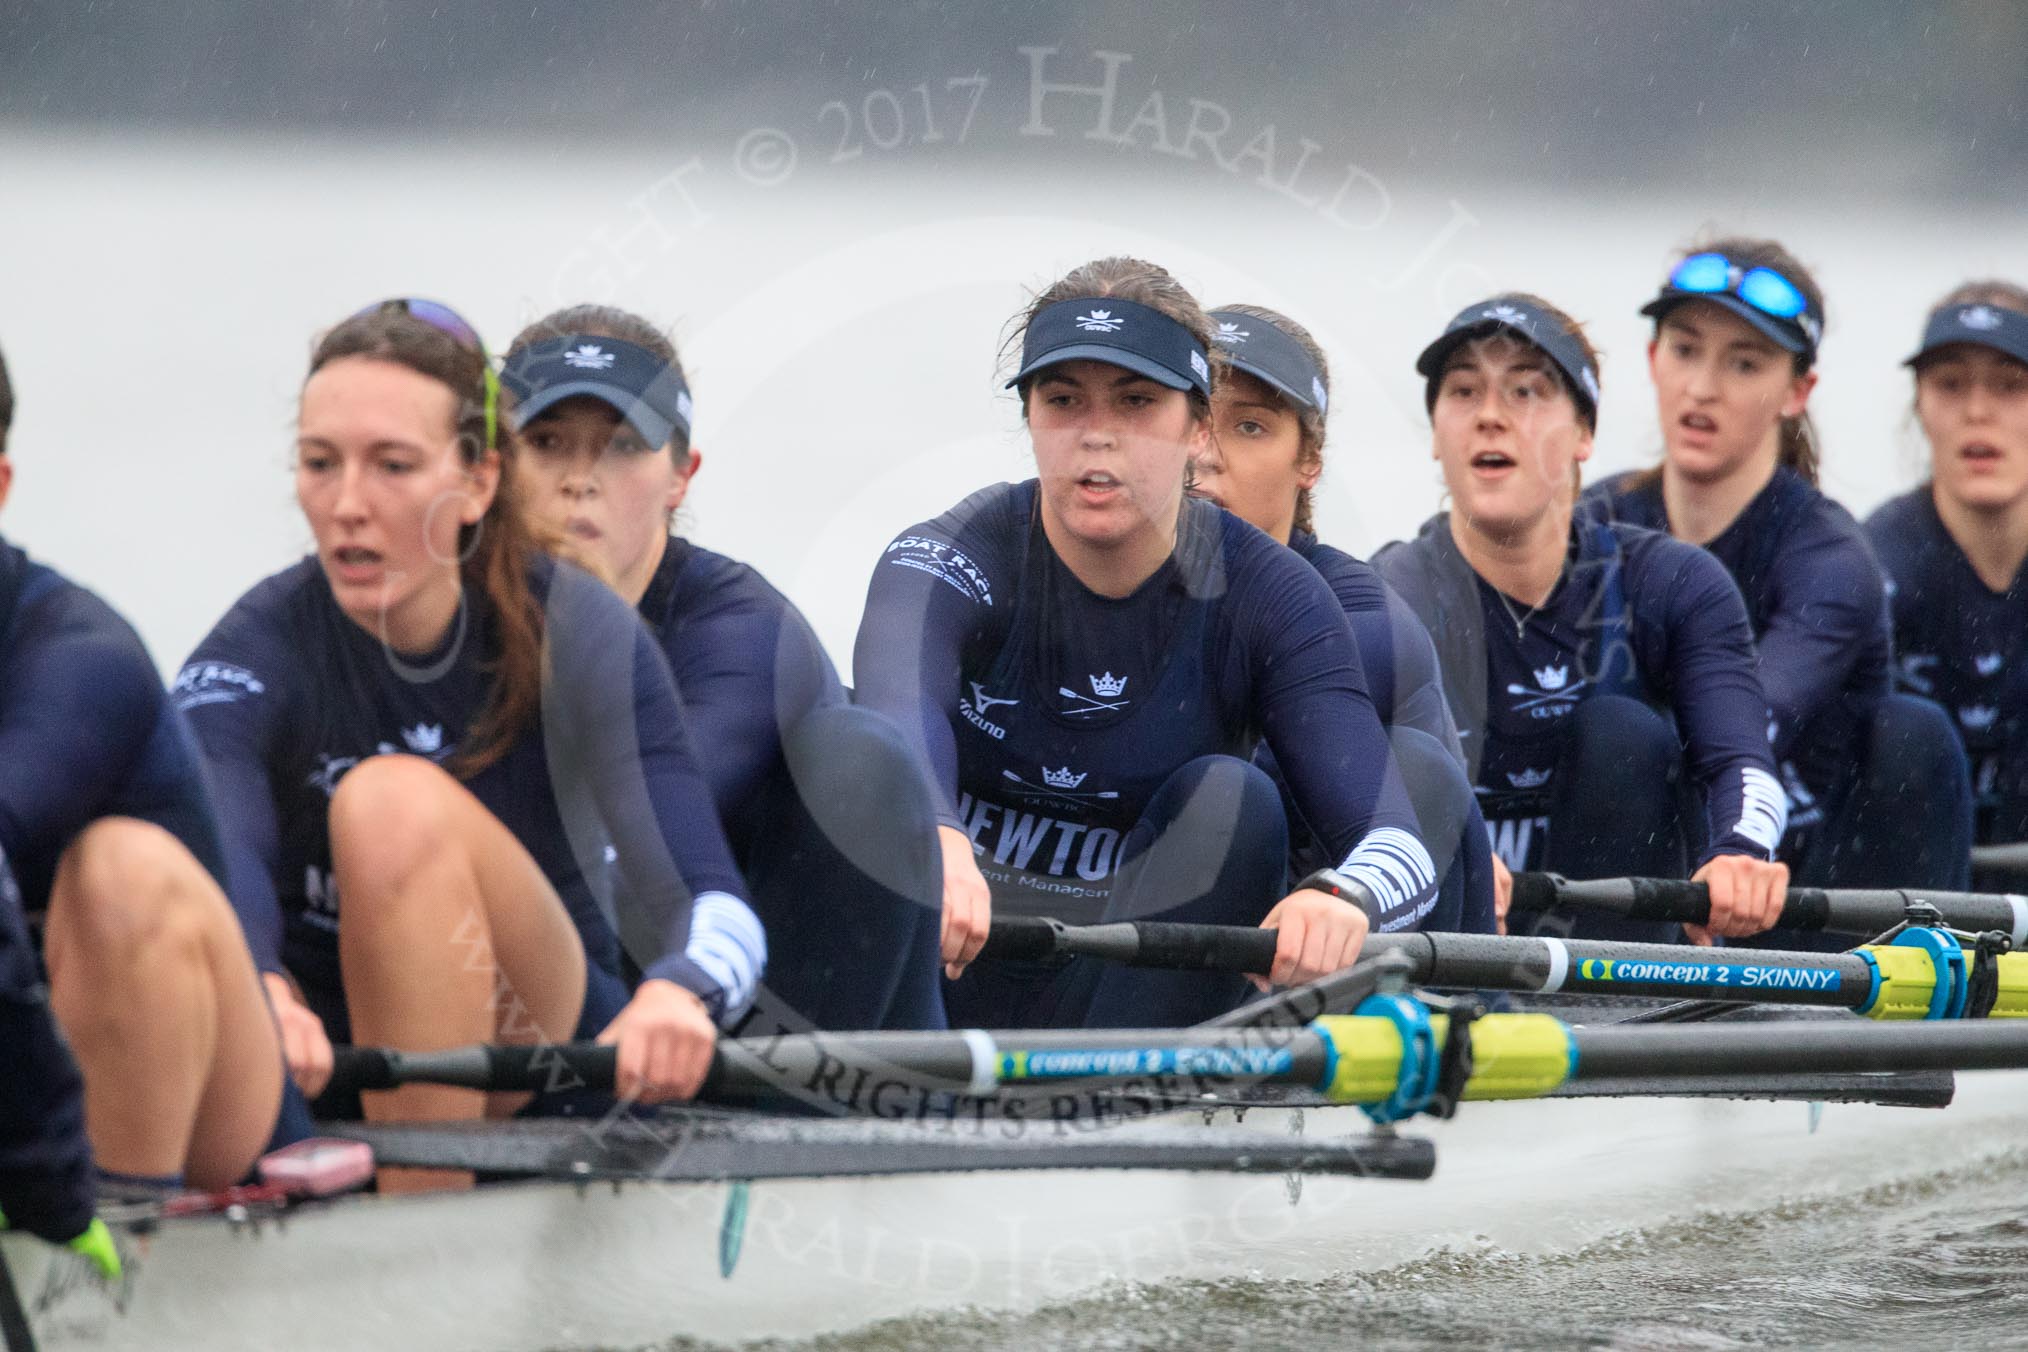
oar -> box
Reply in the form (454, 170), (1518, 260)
(1508, 872), (2028, 941)
(1972, 842), (2028, 878)
(980, 915), (1279, 972)
(975, 920), (2028, 1020)
(329, 1016), (2028, 1109)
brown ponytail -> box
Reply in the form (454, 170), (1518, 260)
(308, 307), (546, 777)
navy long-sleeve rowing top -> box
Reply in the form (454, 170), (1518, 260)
(852, 481), (1439, 931)
(636, 538), (843, 866)
(0, 536), (223, 1240)
(1287, 530), (1464, 760)
(1590, 467), (1890, 843)
(1373, 508), (1787, 869)
(1867, 486), (2028, 841)
(177, 554), (763, 1023)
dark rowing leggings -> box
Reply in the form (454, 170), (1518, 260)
(1524, 695), (1689, 946)
(1745, 694), (1974, 953)
(744, 704), (948, 1031)
(944, 754), (1289, 1030)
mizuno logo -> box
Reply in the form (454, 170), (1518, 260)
(968, 682), (1019, 713)
(1311, 377), (1329, 412)
(563, 343), (616, 370)
(1961, 305), (2004, 331)
(1189, 350), (1209, 380)
(1042, 766), (1087, 789)
(1075, 309), (1124, 333)
(1089, 672), (1127, 698)
(1214, 321), (1249, 344)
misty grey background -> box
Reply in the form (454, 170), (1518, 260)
(1, 1), (2024, 670)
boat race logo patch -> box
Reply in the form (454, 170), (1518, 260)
(171, 661), (266, 709)
(882, 534), (993, 605)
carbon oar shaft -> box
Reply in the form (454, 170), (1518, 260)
(1509, 873), (2028, 941)
(332, 1015), (2028, 1109)
(1571, 1017), (2028, 1078)
(975, 921), (1959, 1015)
(980, 915), (1280, 972)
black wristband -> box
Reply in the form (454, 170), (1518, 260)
(1295, 867), (1380, 923)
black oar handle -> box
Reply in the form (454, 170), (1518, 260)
(1510, 873), (2028, 939)
(979, 916), (1281, 973)
(329, 1042), (619, 1095)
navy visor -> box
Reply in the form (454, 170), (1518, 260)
(502, 336), (694, 448)
(1007, 297), (1212, 398)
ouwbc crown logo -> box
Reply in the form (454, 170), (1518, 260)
(1075, 309), (1124, 333)
(1042, 766), (1087, 789)
(563, 343), (616, 370)
(1214, 321), (1250, 345)
(1976, 652), (2005, 677)
(1505, 767), (1552, 790)
(1483, 303), (1531, 329)
(1533, 664), (1570, 691)
(401, 723), (445, 754)
(1961, 704), (2001, 731)
(1090, 672), (1128, 697)
(1961, 305), (2004, 331)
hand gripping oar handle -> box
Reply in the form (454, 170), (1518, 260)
(329, 1043), (620, 1095)
(1509, 873), (2028, 943)
(980, 916), (1282, 973)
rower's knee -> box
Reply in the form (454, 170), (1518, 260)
(46, 818), (212, 979)
(328, 755), (466, 910)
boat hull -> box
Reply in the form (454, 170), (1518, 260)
(10, 1072), (2028, 1350)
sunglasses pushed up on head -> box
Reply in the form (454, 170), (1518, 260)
(351, 298), (501, 452)
(1665, 253), (1810, 323)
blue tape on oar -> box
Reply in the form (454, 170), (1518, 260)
(1893, 928), (1969, 1020)
(1354, 992), (1439, 1124)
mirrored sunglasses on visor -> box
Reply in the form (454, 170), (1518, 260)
(351, 297), (502, 451)
(1647, 253), (1822, 354)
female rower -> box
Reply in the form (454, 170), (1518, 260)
(1866, 281), (2028, 858)
(177, 301), (761, 1190)
(502, 305), (944, 1031)
(0, 337), (292, 1226)
(1191, 303), (1495, 934)
(1592, 239), (1970, 897)
(854, 257), (1442, 1029)
(1372, 294), (1790, 943)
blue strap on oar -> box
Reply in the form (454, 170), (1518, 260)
(1353, 992), (1440, 1124)
(1855, 927), (1969, 1020)
(1896, 928), (1969, 1020)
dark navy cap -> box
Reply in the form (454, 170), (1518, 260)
(1208, 309), (1327, 414)
(1904, 301), (2028, 370)
(1006, 297), (1212, 398)
(501, 336), (693, 448)
(1416, 297), (1601, 428)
